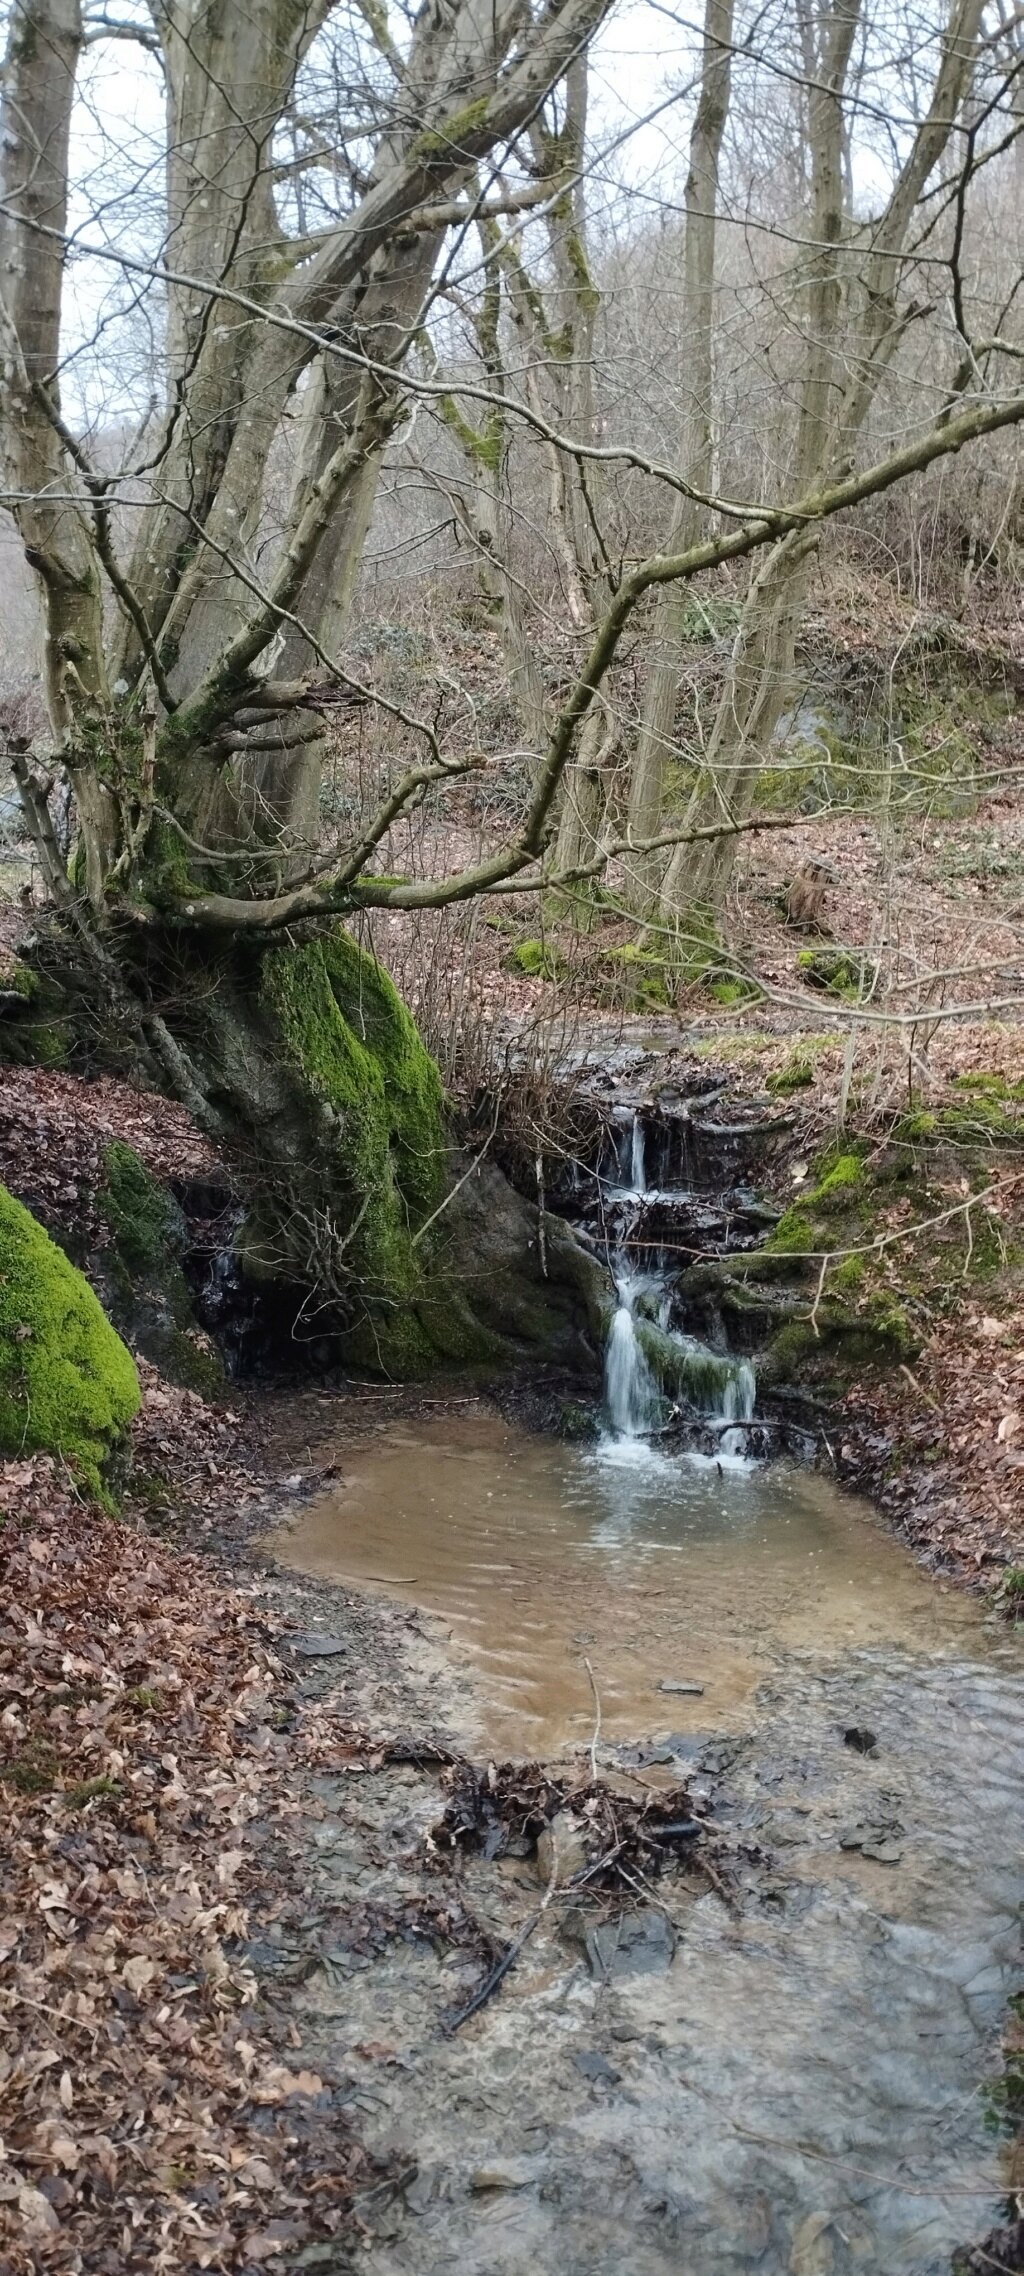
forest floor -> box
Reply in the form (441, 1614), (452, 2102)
(3, 584), (1024, 2269)
(2, 1045), (1024, 2270)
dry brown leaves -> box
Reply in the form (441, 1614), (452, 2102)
(125, 1362), (272, 1544)
(0, 1464), (373, 2274)
(0, 1066), (220, 1251)
(840, 1292), (1024, 1579)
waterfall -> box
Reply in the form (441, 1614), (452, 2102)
(717, 1356), (757, 1458)
(604, 1278), (662, 1438)
(630, 1115), (647, 1195)
(598, 1108), (760, 1462)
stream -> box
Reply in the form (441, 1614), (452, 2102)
(266, 1102), (1024, 2274)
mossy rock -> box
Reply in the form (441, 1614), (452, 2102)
(896, 1098), (1024, 1148)
(259, 928), (447, 1360)
(0, 1184), (139, 1497)
(98, 1143), (224, 1395)
(0, 960), (68, 1068)
(707, 973), (761, 1007)
(951, 1072), (1024, 1103)
(798, 947), (877, 1001)
(596, 943), (672, 1011)
(512, 938), (564, 981)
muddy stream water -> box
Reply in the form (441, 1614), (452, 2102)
(265, 1098), (1022, 2273)
(268, 1414), (1024, 2276)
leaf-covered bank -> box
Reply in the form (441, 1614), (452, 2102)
(0, 1444), (381, 2273)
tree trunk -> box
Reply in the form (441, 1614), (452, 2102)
(625, 0), (734, 912)
(659, 0), (984, 925)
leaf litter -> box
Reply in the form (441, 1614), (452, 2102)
(0, 1463), (383, 2273)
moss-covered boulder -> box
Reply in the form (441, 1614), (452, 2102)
(685, 1106), (1023, 1398)
(197, 926), (608, 1377)
(0, 1184), (139, 1495)
(98, 1143), (224, 1395)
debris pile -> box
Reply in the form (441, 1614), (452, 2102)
(431, 1756), (709, 1890)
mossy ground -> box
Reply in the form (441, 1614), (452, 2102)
(0, 1183), (139, 1497)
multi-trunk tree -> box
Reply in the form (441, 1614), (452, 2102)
(1, 0), (1023, 1351)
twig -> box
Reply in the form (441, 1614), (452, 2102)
(444, 1842), (625, 2035)
(444, 1906), (545, 2033)
(898, 1362), (942, 1414)
(582, 1654), (602, 1782)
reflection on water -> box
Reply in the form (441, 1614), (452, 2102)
(269, 1408), (1024, 2276)
(267, 1411), (984, 1755)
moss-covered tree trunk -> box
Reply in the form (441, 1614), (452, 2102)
(147, 928), (470, 1371)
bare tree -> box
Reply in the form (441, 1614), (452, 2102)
(1, 0), (1022, 1342)
(658, 0), (991, 923)
(623, 0), (735, 912)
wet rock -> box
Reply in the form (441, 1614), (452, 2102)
(586, 1907), (676, 1980)
(658, 1679), (705, 1696)
(573, 2050), (622, 2085)
(536, 1810), (588, 1889)
(294, 1633), (348, 1658)
(838, 1820), (903, 1864)
(469, 2158), (543, 2192)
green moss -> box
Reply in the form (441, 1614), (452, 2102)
(766, 1055), (814, 1094)
(952, 1071), (1024, 1102)
(513, 938), (563, 980)
(0, 961), (69, 1069)
(829, 1254), (864, 1293)
(0, 1185), (139, 1497)
(415, 95), (490, 157)
(598, 942), (671, 1009)
(895, 1108), (937, 1142)
(763, 1206), (814, 1256)
(708, 975), (760, 1006)
(998, 1568), (1024, 1614)
(101, 1141), (172, 1275)
(798, 947), (876, 1001)
(1, 1741), (58, 1795)
(261, 930), (448, 1363)
(809, 1152), (864, 1207)
(140, 814), (199, 903)
(760, 1320), (819, 1377)
(97, 1144), (224, 1394)
(861, 1297), (916, 1354)
(896, 1099), (1023, 1147)
(65, 1775), (120, 1809)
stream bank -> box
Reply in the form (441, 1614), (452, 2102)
(2, 1037), (1024, 2274)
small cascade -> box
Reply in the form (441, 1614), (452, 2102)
(716, 1354), (757, 1458)
(630, 1114), (647, 1196)
(587, 1102), (763, 1461)
(604, 1276), (663, 1438)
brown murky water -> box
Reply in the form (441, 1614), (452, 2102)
(267, 1410), (980, 1756)
(267, 1410), (1024, 2274)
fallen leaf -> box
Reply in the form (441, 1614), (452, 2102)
(122, 1955), (158, 1996)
